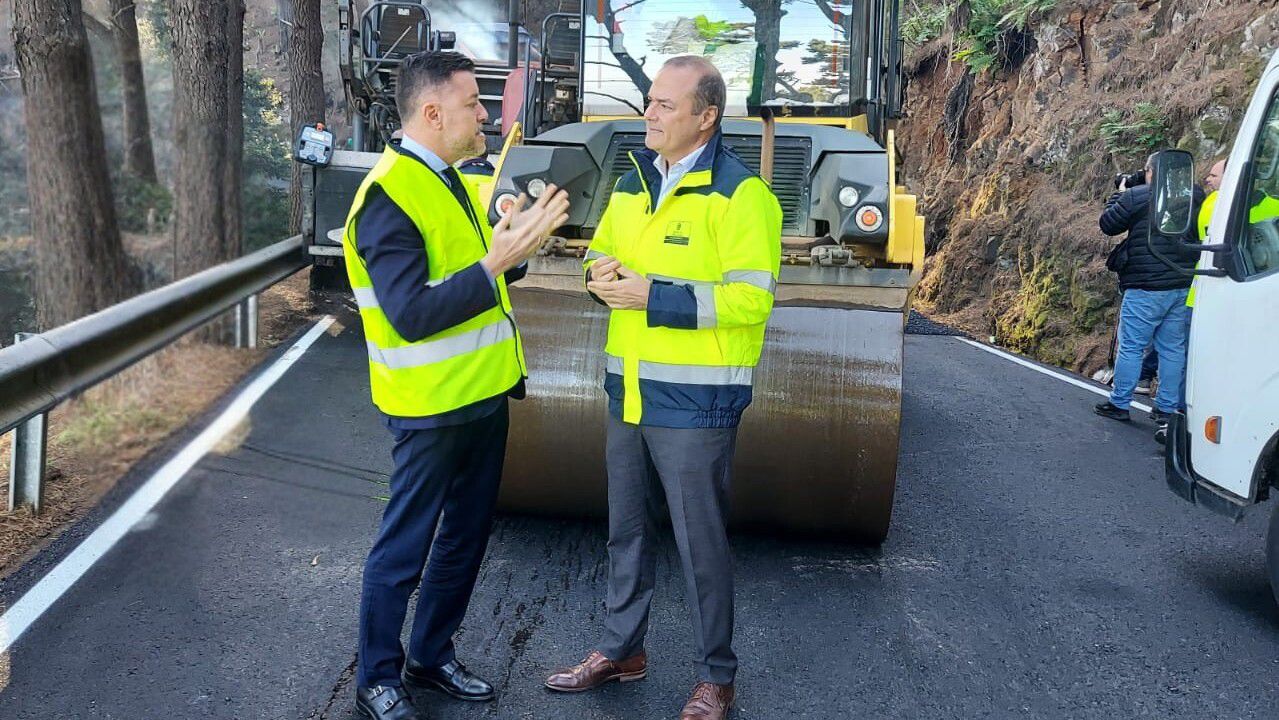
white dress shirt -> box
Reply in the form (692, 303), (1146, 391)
(652, 142), (708, 208)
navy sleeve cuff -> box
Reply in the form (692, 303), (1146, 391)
(505, 261), (529, 285)
(646, 280), (698, 329)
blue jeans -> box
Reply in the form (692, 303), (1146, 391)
(1110, 288), (1191, 412)
(1139, 345), (1159, 382)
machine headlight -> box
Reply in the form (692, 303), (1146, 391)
(855, 205), (884, 232)
(494, 192), (519, 217)
(526, 178), (547, 198)
(838, 186), (860, 208)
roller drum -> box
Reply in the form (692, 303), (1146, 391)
(500, 274), (904, 544)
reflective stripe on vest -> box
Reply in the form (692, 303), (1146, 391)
(605, 355), (754, 386)
(647, 271), (777, 330)
(367, 320), (514, 369)
(648, 270), (777, 294)
(351, 273), (459, 309)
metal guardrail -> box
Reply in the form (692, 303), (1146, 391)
(1, 236), (310, 512)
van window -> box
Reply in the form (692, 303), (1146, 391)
(1236, 94), (1279, 277)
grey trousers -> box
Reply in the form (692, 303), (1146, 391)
(599, 414), (739, 685)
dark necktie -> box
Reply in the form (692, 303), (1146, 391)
(440, 166), (480, 233)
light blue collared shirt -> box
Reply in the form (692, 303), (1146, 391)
(398, 135), (453, 184)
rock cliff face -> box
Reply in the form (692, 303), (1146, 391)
(898, 0), (1279, 372)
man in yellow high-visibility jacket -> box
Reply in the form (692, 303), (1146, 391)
(1188, 158), (1227, 307)
(544, 56), (781, 720)
(1190, 158), (1279, 309)
(343, 51), (567, 720)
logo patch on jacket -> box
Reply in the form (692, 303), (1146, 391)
(664, 221), (691, 245)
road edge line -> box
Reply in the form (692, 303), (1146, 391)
(956, 337), (1153, 413)
(0, 315), (336, 654)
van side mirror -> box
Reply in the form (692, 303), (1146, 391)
(1150, 149), (1194, 235)
(1147, 149), (1229, 278)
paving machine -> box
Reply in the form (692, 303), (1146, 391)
(302, 0), (583, 284)
(336, 0), (581, 153)
(488, 0), (924, 542)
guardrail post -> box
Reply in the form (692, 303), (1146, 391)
(234, 294), (258, 349)
(7, 332), (46, 514)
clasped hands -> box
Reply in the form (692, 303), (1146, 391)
(587, 256), (650, 310)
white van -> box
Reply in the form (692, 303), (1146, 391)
(1154, 51), (1279, 599)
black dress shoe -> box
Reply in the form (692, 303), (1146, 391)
(355, 685), (418, 720)
(404, 658), (495, 701)
(1094, 401), (1131, 421)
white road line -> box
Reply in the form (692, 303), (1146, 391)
(0, 316), (336, 654)
(957, 337), (1153, 414)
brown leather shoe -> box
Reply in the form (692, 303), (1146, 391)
(679, 682), (734, 720)
(544, 650), (647, 692)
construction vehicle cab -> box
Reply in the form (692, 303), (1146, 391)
(487, 0), (925, 542)
(337, 0), (582, 153)
(1154, 49), (1279, 601)
(301, 0), (583, 285)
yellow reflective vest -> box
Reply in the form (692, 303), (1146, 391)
(584, 133), (783, 428)
(1187, 191), (1218, 307)
(1189, 190), (1279, 306)
(342, 146), (526, 418)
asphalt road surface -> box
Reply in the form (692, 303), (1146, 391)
(0, 320), (1275, 719)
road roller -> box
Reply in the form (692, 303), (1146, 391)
(487, 0), (923, 543)
(298, 0), (924, 543)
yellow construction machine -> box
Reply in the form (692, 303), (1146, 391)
(488, 0), (924, 543)
(298, 0), (924, 543)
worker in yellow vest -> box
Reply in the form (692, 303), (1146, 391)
(1188, 158), (1227, 307)
(1191, 158), (1279, 307)
(544, 56), (782, 720)
(341, 51), (568, 720)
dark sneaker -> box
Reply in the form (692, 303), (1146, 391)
(1135, 378), (1153, 395)
(1150, 408), (1170, 426)
(1094, 401), (1131, 421)
(1154, 426), (1168, 445)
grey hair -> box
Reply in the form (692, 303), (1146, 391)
(663, 55), (726, 128)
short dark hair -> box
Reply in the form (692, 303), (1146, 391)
(396, 51), (476, 113)
(663, 56), (726, 128)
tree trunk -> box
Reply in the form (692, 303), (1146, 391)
(108, 0), (157, 182)
(13, 0), (140, 330)
(743, 0), (783, 103)
(168, 0), (230, 280)
(225, 0), (245, 258)
(288, 0), (325, 234)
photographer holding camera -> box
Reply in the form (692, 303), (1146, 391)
(1093, 155), (1203, 431)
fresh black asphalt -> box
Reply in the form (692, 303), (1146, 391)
(0, 321), (1275, 719)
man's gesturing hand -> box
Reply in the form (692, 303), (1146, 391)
(482, 185), (570, 277)
(587, 264), (650, 310)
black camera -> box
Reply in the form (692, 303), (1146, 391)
(1113, 169), (1146, 190)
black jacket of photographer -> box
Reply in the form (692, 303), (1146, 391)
(1099, 183), (1203, 291)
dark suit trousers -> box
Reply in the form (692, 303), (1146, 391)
(599, 413), (739, 685)
(356, 403), (508, 689)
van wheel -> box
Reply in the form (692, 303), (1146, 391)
(1267, 503), (1279, 606)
